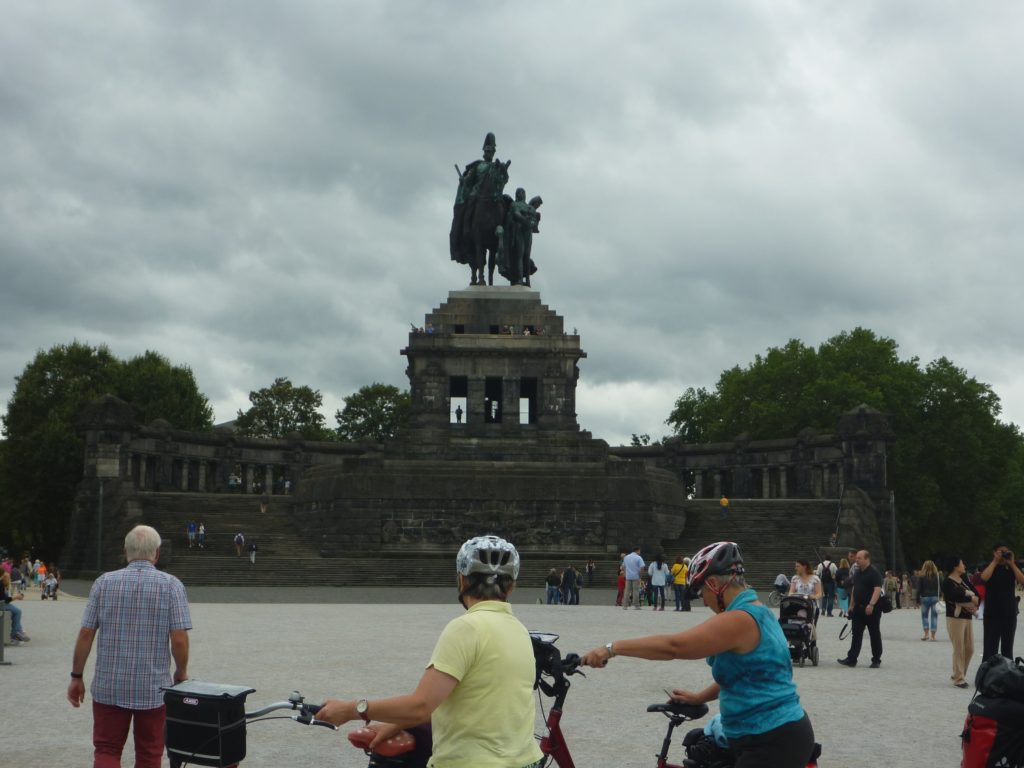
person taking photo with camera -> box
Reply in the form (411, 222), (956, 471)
(979, 543), (1024, 661)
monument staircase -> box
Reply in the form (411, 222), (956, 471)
(139, 492), (624, 588)
(675, 498), (840, 588)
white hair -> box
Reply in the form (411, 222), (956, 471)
(124, 525), (161, 562)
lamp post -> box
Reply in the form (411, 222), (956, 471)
(96, 480), (104, 573)
(889, 490), (896, 572)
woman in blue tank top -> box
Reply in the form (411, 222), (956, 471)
(582, 542), (815, 768)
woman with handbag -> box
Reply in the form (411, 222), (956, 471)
(918, 560), (942, 641)
(942, 557), (980, 688)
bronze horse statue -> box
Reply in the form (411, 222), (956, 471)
(461, 160), (511, 285)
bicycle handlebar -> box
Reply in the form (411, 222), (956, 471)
(244, 693), (336, 730)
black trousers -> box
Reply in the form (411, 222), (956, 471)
(846, 605), (882, 663)
(731, 713), (815, 768)
(983, 605), (1017, 661)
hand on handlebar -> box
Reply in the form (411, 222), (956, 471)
(580, 647), (611, 668)
(315, 698), (353, 726)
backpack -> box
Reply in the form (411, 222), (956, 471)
(819, 561), (834, 586)
(962, 696), (1024, 768)
(975, 655), (1024, 701)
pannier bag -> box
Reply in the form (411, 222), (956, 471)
(163, 680), (255, 767)
(962, 695), (1024, 768)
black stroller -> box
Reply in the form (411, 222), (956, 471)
(778, 594), (819, 667)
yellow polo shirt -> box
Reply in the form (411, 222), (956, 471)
(427, 600), (543, 768)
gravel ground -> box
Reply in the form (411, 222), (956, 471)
(1, 581), (995, 767)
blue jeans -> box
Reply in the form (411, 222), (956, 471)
(921, 596), (939, 632)
(4, 603), (24, 636)
(546, 586), (559, 604)
(673, 584), (685, 610)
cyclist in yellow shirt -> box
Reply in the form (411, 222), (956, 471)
(316, 535), (543, 768)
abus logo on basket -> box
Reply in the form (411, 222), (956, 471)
(182, 697), (199, 706)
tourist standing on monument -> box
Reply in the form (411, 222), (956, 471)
(545, 569), (561, 605)
(615, 566), (626, 607)
(234, 532), (245, 557)
(186, 520), (196, 548)
(315, 535), (544, 768)
(197, 522), (205, 549)
(581, 541), (816, 768)
(917, 561), (937, 638)
(942, 557), (979, 688)
(648, 554), (670, 611)
(67, 525), (191, 768)
(837, 549), (884, 668)
(622, 546), (645, 610)
(979, 543), (1024, 661)
(586, 559), (595, 587)
(249, 540), (258, 565)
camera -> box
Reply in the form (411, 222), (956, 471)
(1003, 551), (1014, 559)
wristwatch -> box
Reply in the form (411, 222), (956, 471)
(605, 642), (616, 659)
(356, 698), (370, 723)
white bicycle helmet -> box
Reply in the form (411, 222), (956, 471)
(456, 535), (520, 580)
(687, 541), (744, 596)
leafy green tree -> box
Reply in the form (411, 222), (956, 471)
(0, 342), (214, 560)
(335, 383), (410, 442)
(666, 328), (1024, 562)
(235, 377), (330, 440)
(117, 351), (213, 429)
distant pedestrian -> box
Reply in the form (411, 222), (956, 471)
(670, 555), (688, 611)
(561, 565), (579, 606)
(979, 543), (1024, 661)
(259, 492), (269, 514)
(249, 541), (258, 565)
(545, 569), (561, 605)
(943, 557), (980, 688)
(816, 557), (837, 616)
(197, 523), (205, 549)
(186, 520), (196, 548)
(615, 567), (625, 607)
(719, 495), (730, 519)
(234, 533), (245, 557)
(834, 559), (851, 617)
(838, 549), (884, 668)
(648, 554), (670, 611)
(622, 547), (645, 610)
(586, 559), (595, 587)
(918, 561), (941, 640)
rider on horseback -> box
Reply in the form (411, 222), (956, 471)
(450, 132), (509, 268)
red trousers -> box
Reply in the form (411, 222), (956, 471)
(92, 701), (165, 768)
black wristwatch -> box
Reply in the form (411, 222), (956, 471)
(70, 672), (83, 679)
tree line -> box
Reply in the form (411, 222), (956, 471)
(2, 329), (1019, 566)
(0, 341), (409, 561)
(666, 328), (1024, 565)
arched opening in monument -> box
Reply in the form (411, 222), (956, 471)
(485, 377), (503, 423)
(519, 377), (537, 425)
(449, 376), (468, 424)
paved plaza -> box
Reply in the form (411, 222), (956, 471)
(1, 581), (996, 767)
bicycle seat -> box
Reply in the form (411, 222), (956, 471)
(646, 701), (709, 720)
(347, 726), (416, 757)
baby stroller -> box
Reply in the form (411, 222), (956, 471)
(778, 594), (818, 667)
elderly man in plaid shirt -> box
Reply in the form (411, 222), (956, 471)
(67, 525), (192, 767)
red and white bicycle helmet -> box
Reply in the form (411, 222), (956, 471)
(687, 541), (744, 597)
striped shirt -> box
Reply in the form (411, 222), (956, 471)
(82, 560), (192, 709)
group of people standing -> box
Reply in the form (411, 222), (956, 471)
(616, 547), (691, 611)
(184, 520), (205, 549)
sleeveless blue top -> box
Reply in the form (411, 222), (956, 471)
(706, 589), (804, 739)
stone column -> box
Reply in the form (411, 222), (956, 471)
(822, 465), (831, 498)
(761, 467), (770, 499)
(694, 470), (704, 498)
(502, 377), (521, 427)
(713, 472), (722, 498)
(244, 464), (254, 494)
(138, 455), (146, 490)
(779, 467), (788, 498)
(264, 465), (273, 494)
(468, 377), (486, 425)
(180, 460), (189, 491)
(198, 461), (207, 492)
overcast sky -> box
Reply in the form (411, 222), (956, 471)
(2, 2), (1022, 446)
